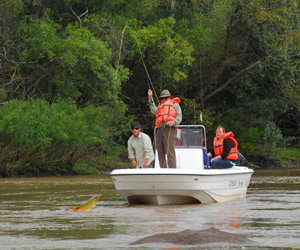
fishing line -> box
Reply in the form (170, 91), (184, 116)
(116, 25), (175, 168)
(114, 25), (128, 86)
(115, 25), (159, 103)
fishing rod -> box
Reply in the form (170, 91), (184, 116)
(238, 151), (260, 169)
(116, 25), (159, 104)
(116, 25), (176, 168)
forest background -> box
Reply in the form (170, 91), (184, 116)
(0, 0), (299, 177)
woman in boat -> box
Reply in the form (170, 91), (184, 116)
(147, 89), (182, 168)
(207, 126), (239, 169)
(127, 121), (155, 168)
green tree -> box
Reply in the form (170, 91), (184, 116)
(0, 98), (129, 176)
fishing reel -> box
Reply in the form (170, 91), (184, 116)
(160, 122), (169, 128)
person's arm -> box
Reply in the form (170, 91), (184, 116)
(127, 139), (136, 167)
(207, 145), (215, 158)
(211, 147), (215, 158)
(173, 103), (182, 126)
(167, 103), (182, 127)
(142, 134), (154, 167)
(148, 89), (157, 115)
(209, 148), (216, 163)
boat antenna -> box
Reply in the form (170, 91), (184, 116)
(199, 55), (204, 125)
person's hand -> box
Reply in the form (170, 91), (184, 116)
(167, 121), (174, 126)
(210, 156), (219, 163)
(142, 162), (148, 168)
(148, 89), (153, 98)
(207, 152), (212, 158)
(131, 158), (136, 167)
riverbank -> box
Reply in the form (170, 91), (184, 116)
(1, 152), (299, 178)
(250, 156), (300, 169)
(249, 147), (300, 169)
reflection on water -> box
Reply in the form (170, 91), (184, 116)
(0, 169), (300, 249)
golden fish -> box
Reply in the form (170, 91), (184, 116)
(72, 195), (100, 212)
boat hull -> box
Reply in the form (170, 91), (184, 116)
(110, 168), (253, 205)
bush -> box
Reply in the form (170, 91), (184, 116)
(0, 98), (129, 176)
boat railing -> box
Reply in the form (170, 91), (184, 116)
(154, 124), (207, 150)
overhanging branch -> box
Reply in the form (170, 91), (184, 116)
(290, 54), (300, 59)
(203, 56), (267, 103)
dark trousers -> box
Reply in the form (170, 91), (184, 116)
(211, 158), (235, 169)
(156, 126), (177, 168)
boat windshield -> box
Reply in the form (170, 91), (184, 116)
(176, 127), (204, 148)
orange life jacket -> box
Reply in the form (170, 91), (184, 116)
(213, 131), (238, 160)
(155, 97), (180, 128)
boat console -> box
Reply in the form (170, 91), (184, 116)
(154, 125), (207, 169)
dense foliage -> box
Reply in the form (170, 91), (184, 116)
(0, 98), (129, 176)
(0, 0), (299, 176)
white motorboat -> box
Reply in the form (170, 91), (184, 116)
(110, 125), (253, 205)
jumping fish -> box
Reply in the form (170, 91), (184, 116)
(72, 195), (100, 212)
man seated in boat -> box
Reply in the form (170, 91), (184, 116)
(127, 121), (155, 168)
(207, 126), (239, 169)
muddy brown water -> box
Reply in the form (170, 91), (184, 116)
(0, 169), (300, 249)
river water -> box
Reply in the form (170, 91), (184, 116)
(0, 169), (300, 250)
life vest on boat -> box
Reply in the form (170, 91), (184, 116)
(213, 131), (238, 160)
(155, 97), (180, 128)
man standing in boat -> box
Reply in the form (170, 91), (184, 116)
(128, 121), (155, 168)
(147, 89), (182, 168)
(207, 126), (239, 169)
